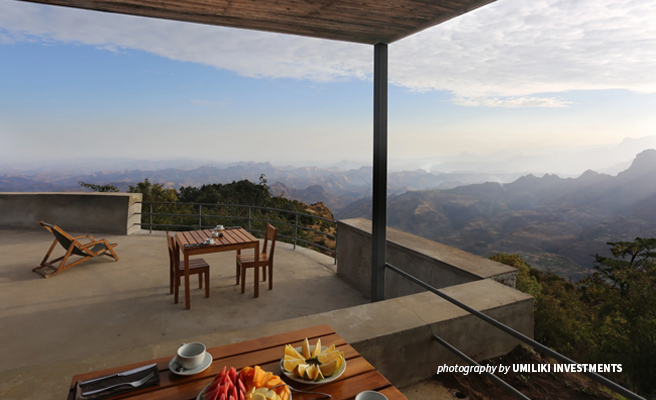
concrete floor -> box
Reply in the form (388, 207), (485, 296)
(0, 228), (458, 400)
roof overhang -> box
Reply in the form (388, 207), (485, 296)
(17, 0), (497, 44)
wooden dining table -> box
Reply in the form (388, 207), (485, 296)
(67, 324), (407, 400)
(176, 227), (260, 309)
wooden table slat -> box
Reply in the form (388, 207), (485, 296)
(230, 228), (254, 243)
(222, 229), (241, 245)
(189, 230), (205, 243)
(180, 231), (195, 245)
(379, 385), (409, 400)
(176, 232), (190, 247)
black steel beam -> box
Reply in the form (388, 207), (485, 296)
(371, 43), (388, 302)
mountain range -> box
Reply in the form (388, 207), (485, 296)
(0, 162), (525, 211)
(339, 149), (656, 279)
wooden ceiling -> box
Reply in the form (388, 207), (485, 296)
(18, 0), (498, 44)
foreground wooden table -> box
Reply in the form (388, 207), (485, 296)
(176, 228), (259, 309)
(68, 325), (407, 400)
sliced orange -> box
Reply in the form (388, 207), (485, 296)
(312, 338), (322, 358)
(301, 338), (311, 359)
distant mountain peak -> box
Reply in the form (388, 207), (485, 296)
(618, 149), (656, 179)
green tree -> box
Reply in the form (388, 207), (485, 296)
(128, 179), (180, 229)
(492, 243), (656, 397)
(79, 181), (119, 192)
(490, 253), (594, 357)
(490, 253), (541, 298)
(581, 238), (656, 395)
(128, 178), (178, 203)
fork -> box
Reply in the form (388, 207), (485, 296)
(82, 372), (155, 396)
(269, 383), (331, 398)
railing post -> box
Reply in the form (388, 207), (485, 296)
(149, 203), (153, 234)
(198, 205), (202, 229)
(248, 206), (252, 232)
(294, 213), (298, 249)
(334, 223), (338, 265)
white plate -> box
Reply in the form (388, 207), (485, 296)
(196, 381), (291, 400)
(169, 353), (213, 376)
(280, 346), (347, 385)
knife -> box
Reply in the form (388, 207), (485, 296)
(80, 363), (156, 385)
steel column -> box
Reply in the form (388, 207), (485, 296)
(371, 43), (388, 302)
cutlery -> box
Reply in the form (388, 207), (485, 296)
(81, 372), (155, 396)
(171, 359), (185, 373)
(80, 363), (156, 385)
(270, 383), (331, 398)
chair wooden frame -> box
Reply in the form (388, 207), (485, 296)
(236, 224), (277, 296)
(34, 221), (119, 278)
(166, 231), (210, 303)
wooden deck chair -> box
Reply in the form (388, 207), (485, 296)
(33, 221), (119, 278)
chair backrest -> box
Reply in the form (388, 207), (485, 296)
(165, 231), (180, 272)
(262, 224), (278, 263)
(40, 221), (88, 257)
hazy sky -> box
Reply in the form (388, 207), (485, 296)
(1, 0), (656, 169)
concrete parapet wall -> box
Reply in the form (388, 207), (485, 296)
(0, 192), (142, 235)
(336, 218), (518, 299)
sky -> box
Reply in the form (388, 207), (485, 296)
(1, 0), (656, 171)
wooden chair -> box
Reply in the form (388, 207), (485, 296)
(236, 224), (278, 296)
(34, 221), (119, 278)
(166, 231), (210, 303)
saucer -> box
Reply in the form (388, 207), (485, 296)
(169, 353), (212, 376)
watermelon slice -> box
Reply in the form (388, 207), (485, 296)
(203, 387), (219, 400)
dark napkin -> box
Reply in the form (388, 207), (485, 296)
(69, 364), (160, 400)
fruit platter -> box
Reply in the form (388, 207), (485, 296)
(280, 338), (346, 384)
(198, 366), (291, 400)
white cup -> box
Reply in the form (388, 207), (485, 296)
(216, 225), (225, 231)
(177, 342), (206, 369)
(355, 391), (388, 400)
(205, 238), (214, 245)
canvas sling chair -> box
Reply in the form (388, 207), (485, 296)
(33, 221), (119, 278)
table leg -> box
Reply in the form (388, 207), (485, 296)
(184, 252), (191, 310)
(254, 242), (260, 298)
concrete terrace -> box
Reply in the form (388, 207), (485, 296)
(0, 228), (369, 398)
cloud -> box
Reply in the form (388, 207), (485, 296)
(453, 96), (575, 108)
(2, 0), (656, 107)
(391, 0), (656, 102)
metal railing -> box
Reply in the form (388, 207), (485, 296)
(385, 262), (645, 400)
(136, 201), (337, 259)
